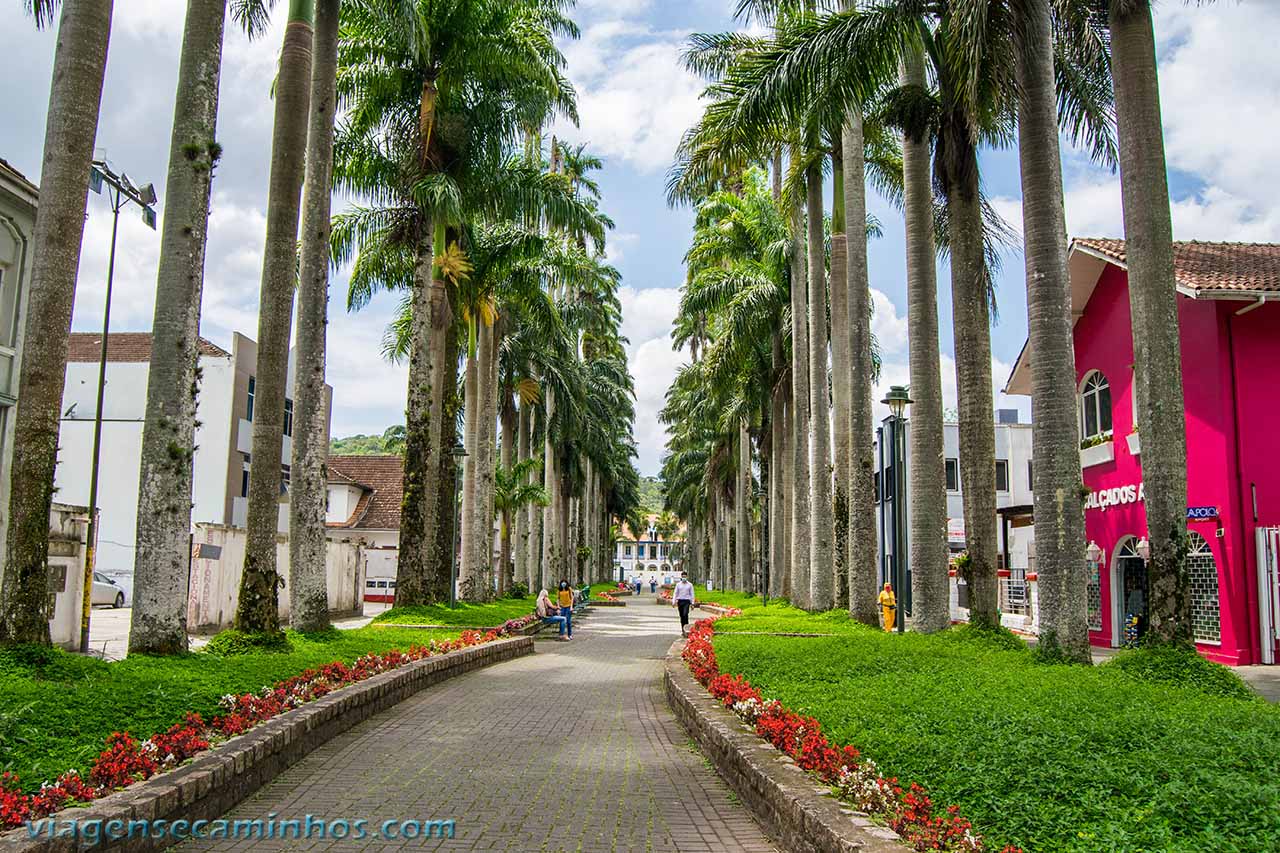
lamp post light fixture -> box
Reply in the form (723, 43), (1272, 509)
(1135, 537), (1150, 563)
(1086, 540), (1102, 566)
(448, 442), (468, 608)
(880, 385), (912, 633)
(79, 160), (158, 654)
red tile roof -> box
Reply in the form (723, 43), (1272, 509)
(327, 455), (403, 530)
(66, 332), (231, 363)
(1074, 238), (1280, 296)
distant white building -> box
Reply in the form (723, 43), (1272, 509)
(874, 409), (1037, 631)
(325, 454), (404, 602)
(615, 514), (683, 583)
(55, 331), (333, 599)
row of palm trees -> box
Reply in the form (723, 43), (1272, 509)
(660, 0), (1193, 662)
(0, 0), (642, 651)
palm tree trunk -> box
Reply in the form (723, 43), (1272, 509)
(396, 225), (449, 606)
(807, 163), (834, 612)
(842, 107), (880, 627)
(1110, 0), (1190, 645)
(459, 331), (482, 601)
(901, 47), (949, 633)
(942, 124), (999, 626)
(769, 335), (787, 600)
(528, 407), (544, 591)
(782, 387), (794, 600)
(431, 330), (462, 601)
(1014, 0), (1089, 660)
(789, 195), (812, 610)
(829, 144), (852, 612)
(0, 0), (113, 646)
(479, 320), (499, 598)
(500, 393), (516, 595)
(736, 418), (750, 592)
(130, 0), (226, 655)
(287, 0), (339, 634)
(515, 399), (530, 587)
(541, 389), (559, 587)
(236, 0), (313, 634)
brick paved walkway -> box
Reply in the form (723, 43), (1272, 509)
(183, 595), (778, 852)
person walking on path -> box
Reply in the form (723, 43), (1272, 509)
(878, 582), (897, 631)
(649, 575), (658, 593)
(557, 580), (575, 639)
(537, 589), (569, 640)
(673, 572), (696, 637)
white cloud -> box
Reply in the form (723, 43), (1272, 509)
(605, 231), (641, 265)
(871, 353), (1026, 426)
(619, 286), (686, 474)
(556, 24), (707, 174)
(870, 288), (908, 356)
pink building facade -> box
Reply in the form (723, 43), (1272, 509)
(1007, 239), (1280, 665)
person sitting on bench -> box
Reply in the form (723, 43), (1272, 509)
(536, 589), (569, 640)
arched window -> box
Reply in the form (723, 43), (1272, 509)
(1187, 532), (1222, 644)
(1079, 371), (1113, 440)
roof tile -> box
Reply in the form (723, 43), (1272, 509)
(1074, 238), (1280, 295)
(67, 332), (231, 363)
(326, 455), (404, 530)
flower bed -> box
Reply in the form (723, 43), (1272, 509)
(500, 614), (540, 633)
(657, 589), (672, 604)
(597, 590), (618, 602)
(682, 616), (1018, 853)
(0, 630), (499, 830)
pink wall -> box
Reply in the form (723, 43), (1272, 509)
(1071, 265), (1276, 664)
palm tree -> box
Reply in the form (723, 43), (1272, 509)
(129, 0), (234, 654)
(494, 457), (548, 591)
(2, 0), (114, 645)
(288, 0), (342, 634)
(236, 0), (315, 635)
(1108, 0), (1191, 645)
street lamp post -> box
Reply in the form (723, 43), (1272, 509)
(881, 385), (913, 634)
(79, 161), (156, 654)
(448, 442), (468, 608)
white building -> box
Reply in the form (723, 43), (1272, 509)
(325, 454), (404, 602)
(874, 409), (1037, 631)
(55, 331), (332, 599)
(615, 515), (683, 583)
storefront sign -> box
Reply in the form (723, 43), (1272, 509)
(1186, 505), (1219, 520)
(1084, 481), (1144, 512)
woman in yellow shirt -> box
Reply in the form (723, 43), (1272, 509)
(556, 580), (574, 639)
(878, 582), (897, 631)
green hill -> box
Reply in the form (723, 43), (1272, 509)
(637, 475), (664, 514)
(330, 426), (404, 456)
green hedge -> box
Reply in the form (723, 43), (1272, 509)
(711, 621), (1279, 852)
(372, 595), (537, 626)
(0, 625), (464, 791)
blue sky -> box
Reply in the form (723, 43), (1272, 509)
(2, 1), (1277, 476)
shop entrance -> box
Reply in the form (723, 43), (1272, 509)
(1258, 527), (1280, 665)
(1112, 537), (1148, 646)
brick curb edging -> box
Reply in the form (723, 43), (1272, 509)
(664, 641), (909, 853)
(2, 636), (533, 853)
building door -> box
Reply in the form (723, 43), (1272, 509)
(1257, 527), (1280, 665)
(1115, 538), (1148, 646)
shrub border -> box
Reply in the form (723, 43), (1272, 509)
(1, 636), (532, 853)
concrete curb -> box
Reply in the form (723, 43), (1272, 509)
(664, 641), (909, 853)
(2, 637), (533, 853)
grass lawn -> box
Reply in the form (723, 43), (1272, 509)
(710, 616), (1280, 852)
(371, 595), (537, 626)
(0, 625), (465, 791)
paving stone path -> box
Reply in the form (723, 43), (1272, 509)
(184, 595), (778, 852)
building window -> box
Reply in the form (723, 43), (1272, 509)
(280, 464), (291, 496)
(246, 375), (256, 421)
(873, 472), (880, 503)
(945, 458), (960, 492)
(1079, 371), (1112, 440)
(995, 460), (1009, 492)
(283, 398), (293, 437)
(1027, 460), (1033, 491)
(1187, 532), (1222, 644)
(240, 453), (251, 497)
(883, 464), (894, 501)
(637, 544), (645, 559)
(624, 544), (632, 557)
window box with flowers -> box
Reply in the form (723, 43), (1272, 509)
(1079, 432), (1115, 468)
(1126, 425), (1141, 457)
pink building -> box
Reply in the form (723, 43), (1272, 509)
(1007, 239), (1280, 666)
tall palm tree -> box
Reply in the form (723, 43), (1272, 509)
(236, 0), (315, 635)
(1108, 0), (1190, 645)
(129, 0), (233, 654)
(2, 0), (114, 646)
(289, 0), (342, 633)
(494, 456), (548, 591)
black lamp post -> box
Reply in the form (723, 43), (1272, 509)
(448, 442), (468, 608)
(881, 385), (912, 634)
(80, 160), (157, 654)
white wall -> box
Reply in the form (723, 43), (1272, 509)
(325, 483), (363, 524)
(47, 503), (90, 649)
(193, 357), (235, 523)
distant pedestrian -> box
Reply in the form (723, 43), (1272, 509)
(673, 572), (696, 637)
(634, 576), (642, 594)
(878, 582), (897, 631)
(649, 575), (657, 593)
(557, 579), (574, 639)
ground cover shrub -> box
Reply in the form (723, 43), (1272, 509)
(712, 628), (1280, 852)
(1103, 643), (1256, 700)
(203, 629), (293, 657)
(0, 624), (468, 791)
(372, 595), (537, 626)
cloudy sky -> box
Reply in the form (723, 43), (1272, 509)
(2, 1), (1277, 476)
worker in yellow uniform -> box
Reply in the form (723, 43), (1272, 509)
(878, 581), (897, 631)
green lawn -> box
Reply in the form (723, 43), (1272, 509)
(372, 595), (538, 626)
(0, 625), (465, 791)
(711, 619), (1280, 852)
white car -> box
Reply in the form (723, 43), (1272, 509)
(91, 572), (126, 608)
